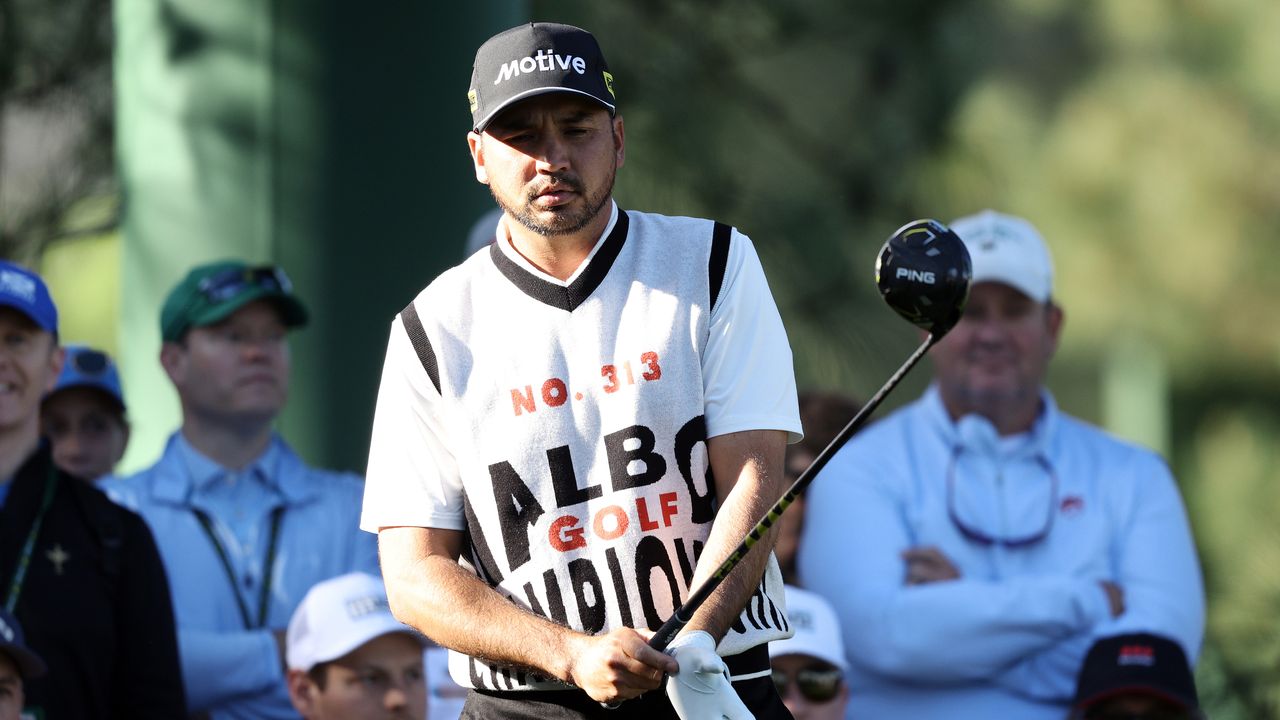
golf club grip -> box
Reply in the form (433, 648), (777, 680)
(647, 333), (938, 653)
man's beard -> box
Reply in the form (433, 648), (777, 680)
(491, 166), (616, 237)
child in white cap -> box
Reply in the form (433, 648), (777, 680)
(286, 573), (426, 720)
(769, 586), (850, 720)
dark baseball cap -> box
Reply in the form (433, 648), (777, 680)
(0, 608), (47, 680)
(1073, 633), (1199, 716)
(160, 260), (308, 342)
(468, 22), (616, 132)
(0, 260), (57, 335)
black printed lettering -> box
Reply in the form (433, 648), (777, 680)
(634, 535), (682, 630)
(548, 445), (601, 508)
(569, 558), (606, 634)
(463, 491), (504, 584)
(542, 568), (569, 625)
(605, 547), (634, 628)
(488, 461), (546, 572)
(675, 415), (716, 523)
(605, 424), (667, 491)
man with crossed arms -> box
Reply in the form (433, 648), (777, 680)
(800, 210), (1204, 719)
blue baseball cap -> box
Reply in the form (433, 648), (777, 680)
(0, 608), (47, 679)
(47, 345), (125, 413)
(0, 261), (57, 335)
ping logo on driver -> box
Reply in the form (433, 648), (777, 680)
(895, 267), (937, 284)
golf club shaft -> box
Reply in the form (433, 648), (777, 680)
(648, 332), (940, 652)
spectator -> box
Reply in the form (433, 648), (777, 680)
(1070, 633), (1203, 720)
(769, 586), (850, 720)
(285, 572), (426, 720)
(104, 260), (379, 719)
(41, 344), (129, 482)
(798, 210), (1204, 719)
(776, 391), (861, 585)
(0, 609), (45, 720)
(0, 261), (185, 718)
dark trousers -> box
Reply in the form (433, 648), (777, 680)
(460, 675), (792, 719)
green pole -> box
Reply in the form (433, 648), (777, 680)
(116, 0), (526, 473)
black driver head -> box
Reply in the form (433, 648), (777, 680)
(875, 219), (972, 337)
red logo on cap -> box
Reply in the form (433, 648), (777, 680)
(1060, 495), (1084, 515)
(1118, 645), (1155, 666)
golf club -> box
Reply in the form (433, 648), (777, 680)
(645, 218), (972, 653)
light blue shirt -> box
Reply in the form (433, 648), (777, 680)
(103, 434), (380, 719)
(798, 386), (1204, 720)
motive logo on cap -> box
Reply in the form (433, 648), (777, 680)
(494, 48), (589, 85)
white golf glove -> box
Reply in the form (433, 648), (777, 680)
(664, 631), (754, 720)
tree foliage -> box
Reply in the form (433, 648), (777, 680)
(0, 0), (115, 260)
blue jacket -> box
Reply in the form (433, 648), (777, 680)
(798, 386), (1204, 720)
(103, 433), (379, 719)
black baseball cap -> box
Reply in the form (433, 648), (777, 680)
(0, 608), (47, 680)
(468, 22), (616, 132)
(1072, 633), (1200, 716)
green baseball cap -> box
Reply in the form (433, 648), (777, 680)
(160, 260), (309, 342)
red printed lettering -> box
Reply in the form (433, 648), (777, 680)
(641, 351), (661, 381)
(658, 492), (679, 526)
(602, 364), (619, 394)
(593, 505), (629, 540)
(549, 515), (587, 552)
(511, 386), (536, 415)
(636, 497), (659, 531)
(542, 378), (568, 407)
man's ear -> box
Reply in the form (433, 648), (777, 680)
(159, 341), (186, 386)
(43, 343), (65, 393)
(1045, 301), (1065, 357)
(286, 670), (317, 716)
(612, 115), (625, 169)
(468, 131), (489, 185)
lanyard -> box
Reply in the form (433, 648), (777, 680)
(3, 463), (58, 613)
(191, 505), (285, 629)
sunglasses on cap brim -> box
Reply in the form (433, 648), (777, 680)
(771, 664), (842, 703)
(196, 266), (293, 304)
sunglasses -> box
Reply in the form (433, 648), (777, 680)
(947, 446), (1058, 548)
(70, 348), (112, 376)
(772, 665), (842, 703)
(197, 266), (293, 304)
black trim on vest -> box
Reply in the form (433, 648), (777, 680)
(709, 222), (732, 311)
(488, 211), (630, 312)
(398, 302), (440, 394)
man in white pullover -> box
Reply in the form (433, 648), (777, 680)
(799, 210), (1204, 719)
(362, 21), (801, 720)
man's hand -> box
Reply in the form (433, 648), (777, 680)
(902, 546), (961, 585)
(566, 627), (677, 703)
(1100, 581), (1126, 618)
(664, 631), (752, 720)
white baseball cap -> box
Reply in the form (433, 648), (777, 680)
(949, 209), (1055, 303)
(286, 572), (423, 671)
(770, 586), (848, 671)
